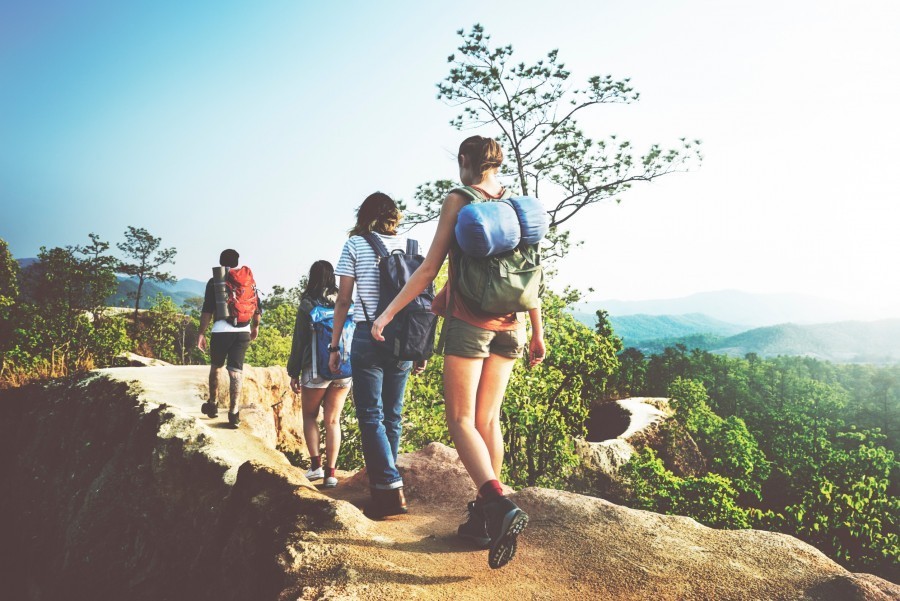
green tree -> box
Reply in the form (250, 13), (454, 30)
(116, 226), (177, 336)
(0, 238), (19, 356)
(73, 233), (119, 320)
(407, 24), (701, 239)
(502, 289), (620, 487)
(140, 293), (188, 364)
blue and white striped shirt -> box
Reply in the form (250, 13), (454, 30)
(335, 233), (410, 322)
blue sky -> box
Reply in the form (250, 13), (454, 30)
(2, 1), (899, 318)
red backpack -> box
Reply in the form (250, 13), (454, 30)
(225, 266), (259, 327)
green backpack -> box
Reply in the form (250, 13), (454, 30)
(451, 186), (544, 314)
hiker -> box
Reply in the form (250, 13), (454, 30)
(370, 136), (546, 569)
(330, 192), (427, 519)
(197, 248), (261, 428)
(286, 260), (353, 488)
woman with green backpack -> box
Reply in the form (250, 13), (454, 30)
(287, 260), (352, 489)
(371, 136), (546, 570)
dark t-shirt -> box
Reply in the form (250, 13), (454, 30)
(202, 279), (216, 315)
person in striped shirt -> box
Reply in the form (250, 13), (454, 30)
(331, 192), (425, 519)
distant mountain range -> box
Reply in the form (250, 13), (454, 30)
(630, 319), (900, 365)
(17, 257), (207, 309)
(575, 289), (866, 327)
(571, 290), (900, 364)
(107, 277), (207, 309)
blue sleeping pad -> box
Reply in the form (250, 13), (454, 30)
(508, 196), (550, 244)
(455, 196), (549, 257)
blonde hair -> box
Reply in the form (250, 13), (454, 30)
(349, 192), (402, 237)
(458, 135), (503, 180)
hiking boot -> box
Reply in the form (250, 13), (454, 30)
(458, 501), (491, 548)
(305, 467), (324, 481)
(323, 475), (338, 488)
(227, 411), (240, 428)
(364, 487), (408, 519)
(483, 496), (528, 569)
(201, 401), (218, 418)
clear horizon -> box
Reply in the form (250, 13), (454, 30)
(3, 1), (899, 319)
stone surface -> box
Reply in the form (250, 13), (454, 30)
(1, 368), (896, 600)
(575, 397), (706, 499)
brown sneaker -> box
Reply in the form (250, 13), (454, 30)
(364, 487), (408, 519)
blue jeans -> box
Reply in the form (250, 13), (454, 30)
(351, 323), (413, 490)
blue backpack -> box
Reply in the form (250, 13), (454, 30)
(309, 304), (355, 379)
(361, 233), (437, 361)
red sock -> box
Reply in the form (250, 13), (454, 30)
(310, 455), (322, 470)
(324, 467), (336, 478)
(476, 479), (504, 504)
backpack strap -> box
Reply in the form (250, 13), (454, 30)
(358, 233), (388, 323)
(406, 238), (419, 256)
(361, 232), (389, 258)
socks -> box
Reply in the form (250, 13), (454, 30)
(310, 455), (322, 470)
(476, 479), (504, 504)
(324, 467), (336, 478)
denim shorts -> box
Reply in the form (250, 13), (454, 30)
(442, 317), (526, 359)
(301, 366), (352, 389)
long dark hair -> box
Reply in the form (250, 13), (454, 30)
(349, 192), (402, 237)
(304, 260), (338, 300)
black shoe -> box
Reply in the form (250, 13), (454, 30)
(364, 487), (408, 519)
(458, 501), (491, 548)
(227, 411), (240, 428)
(201, 402), (218, 418)
(483, 496), (528, 569)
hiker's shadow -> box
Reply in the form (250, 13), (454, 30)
(338, 535), (484, 555)
(351, 566), (471, 585)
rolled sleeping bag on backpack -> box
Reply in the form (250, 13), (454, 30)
(455, 201), (521, 257)
(508, 196), (550, 245)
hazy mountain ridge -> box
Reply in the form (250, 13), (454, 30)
(107, 277), (207, 309)
(577, 289), (869, 327)
(586, 313), (747, 344)
(635, 319), (900, 364)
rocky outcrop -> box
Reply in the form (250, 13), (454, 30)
(574, 397), (706, 499)
(1, 369), (896, 600)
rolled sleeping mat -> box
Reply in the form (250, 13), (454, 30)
(508, 196), (550, 244)
(455, 201), (521, 257)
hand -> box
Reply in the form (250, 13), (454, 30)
(290, 377), (301, 394)
(328, 350), (340, 374)
(528, 335), (546, 369)
(371, 312), (392, 342)
(250, 325), (259, 341)
(413, 360), (427, 375)
(197, 333), (207, 352)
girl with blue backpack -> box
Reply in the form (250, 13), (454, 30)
(287, 260), (352, 489)
(371, 136), (546, 569)
(330, 192), (428, 519)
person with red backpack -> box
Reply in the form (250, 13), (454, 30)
(197, 248), (261, 429)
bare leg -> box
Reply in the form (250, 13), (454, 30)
(444, 355), (496, 488)
(474, 354), (517, 479)
(228, 369), (243, 414)
(208, 366), (220, 404)
(321, 385), (350, 469)
(301, 386), (328, 459)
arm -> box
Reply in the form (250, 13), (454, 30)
(250, 309), (261, 341)
(371, 192), (468, 342)
(197, 312), (213, 351)
(527, 306), (545, 369)
(287, 303), (308, 391)
(328, 276), (355, 373)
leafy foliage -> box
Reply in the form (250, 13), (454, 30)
(617, 346), (899, 579)
(406, 24), (701, 232)
(116, 226), (176, 335)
